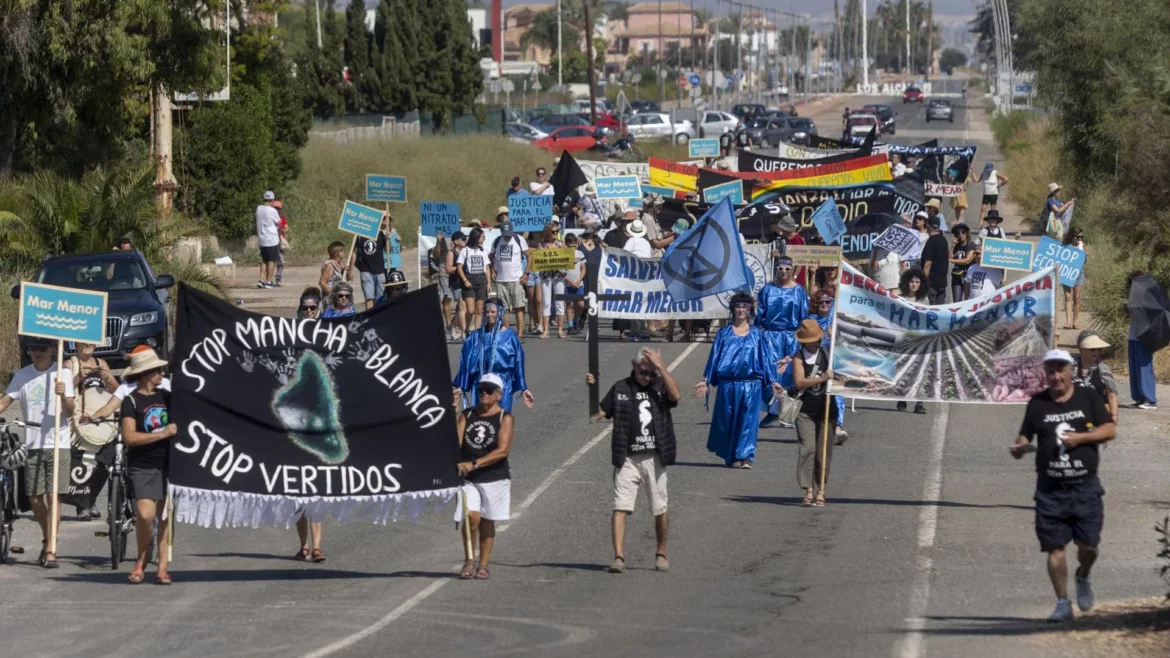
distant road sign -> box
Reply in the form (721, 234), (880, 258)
(724, 74), (735, 90)
(1015, 84), (1033, 95)
(687, 73), (702, 87)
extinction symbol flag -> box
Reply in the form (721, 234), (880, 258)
(169, 285), (460, 528)
(661, 198), (751, 302)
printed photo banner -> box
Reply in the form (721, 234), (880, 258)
(829, 263), (1057, 404)
(597, 244), (772, 320)
(169, 285), (461, 528)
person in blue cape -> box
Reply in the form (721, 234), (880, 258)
(809, 288), (848, 445)
(756, 256), (808, 427)
(696, 292), (783, 469)
(453, 297), (535, 413)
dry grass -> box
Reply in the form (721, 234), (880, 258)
(281, 134), (560, 263)
(1041, 597), (1170, 657)
(990, 112), (1070, 229)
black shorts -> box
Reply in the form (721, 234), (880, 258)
(128, 466), (168, 502)
(981, 194), (999, 206)
(467, 274), (488, 301)
(1034, 477), (1104, 552)
(259, 245), (281, 263)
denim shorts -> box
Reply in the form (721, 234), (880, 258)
(360, 271), (386, 301)
(1034, 477), (1105, 551)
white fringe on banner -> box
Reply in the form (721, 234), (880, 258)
(171, 485), (458, 529)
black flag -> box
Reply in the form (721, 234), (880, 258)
(550, 150), (588, 210)
(860, 127), (877, 155)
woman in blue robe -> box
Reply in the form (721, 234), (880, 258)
(757, 256), (808, 426)
(811, 289), (848, 444)
(697, 293), (782, 468)
(452, 299), (535, 412)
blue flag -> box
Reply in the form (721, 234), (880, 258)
(661, 197), (751, 302)
(811, 197), (847, 245)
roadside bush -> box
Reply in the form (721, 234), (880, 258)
(280, 134), (557, 262)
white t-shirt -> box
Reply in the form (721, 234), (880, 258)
(491, 235), (529, 282)
(983, 170), (1000, 196)
(964, 265), (1004, 298)
(892, 163), (907, 178)
(873, 250), (903, 290)
(529, 181), (555, 196)
(624, 236), (652, 258)
(5, 364), (74, 450)
(457, 246), (488, 276)
(113, 378), (172, 400)
(255, 204), (281, 247)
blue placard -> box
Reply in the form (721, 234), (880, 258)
(701, 180), (744, 205)
(627, 197), (644, 209)
(1032, 235), (1086, 287)
(338, 200), (384, 240)
(688, 73), (702, 88)
(387, 231), (402, 270)
(595, 175), (643, 200)
(642, 184), (679, 199)
(419, 201), (461, 237)
(507, 194), (555, 232)
(689, 138), (721, 159)
(811, 197), (847, 245)
(19, 282), (108, 344)
(979, 237), (1035, 272)
(724, 74), (735, 90)
(366, 174), (407, 203)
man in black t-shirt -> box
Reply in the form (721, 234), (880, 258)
(351, 216), (390, 309)
(1011, 349), (1116, 623)
(586, 348), (681, 574)
(919, 216), (950, 304)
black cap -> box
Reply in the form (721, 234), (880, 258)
(511, 176), (521, 185)
(452, 231), (467, 241)
(927, 216), (942, 229)
(385, 270), (408, 286)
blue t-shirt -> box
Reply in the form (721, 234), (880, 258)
(1047, 197), (1061, 214)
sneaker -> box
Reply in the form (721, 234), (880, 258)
(77, 506), (91, 522)
(896, 401), (907, 412)
(88, 506), (101, 520)
(759, 413), (779, 428)
(777, 420), (795, 429)
(913, 402), (927, 414)
(835, 428), (849, 446)
(1075, 573), (1095, 612)
(256, 281), (267, 289)
(655, 554), (670, 571)
(608, 556), (626, 574)
(1047, 598), (1074, 623)
(1137, 401), (1157, 410)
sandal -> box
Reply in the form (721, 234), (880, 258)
(128, 568), (145, 584)
(473, 565), (490, 580)
(813, 495), (826, 507)
(293, 547), (310, 561)
(42, 552), (59, 569)
(155, 572), (172, 585)
(310, 548), (327, 564)
(459, 560), (476, 579)
(801, 493), (814, 506)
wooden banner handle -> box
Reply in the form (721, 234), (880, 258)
(49, 339), (63, 556)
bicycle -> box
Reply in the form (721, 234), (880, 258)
(0, 419), (31, 566)
(85, 415), (152, 570)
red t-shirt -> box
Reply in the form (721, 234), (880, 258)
(783, 233), (808, 285)
(279, 214), (288, 233)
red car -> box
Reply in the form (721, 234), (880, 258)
(903, 87), (923, 103)
(533, 126), (603, 153)
(578, 112), (622, 130)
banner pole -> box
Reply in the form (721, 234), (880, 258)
(49, 339), (63, 557)
(166, 490), (174, 563)
(818, 271), (844, 499)
(343, 234), (358, 283)
(461, 487), (474, 562)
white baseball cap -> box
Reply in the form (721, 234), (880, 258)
(1043, 349), (1075, 365)
(263, 190), (276, 201)
(478, 373), (505, 390)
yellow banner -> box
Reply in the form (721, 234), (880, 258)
(751, 161), (893, 197)
(530, 247), (577, 272)
(649, 166), (699, 193)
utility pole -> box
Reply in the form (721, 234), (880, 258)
(658, 0), (664, 103)
(690, 0), (696, 71)
(735, 8), (742, 104)
(585, 0), (597, 125)
(314, 0), (323, 50)
(713, 0), (721, 111)
(926, 0), (933, 77)
(861, 0), (868, 86)
(677, 0), (683, 107)
(804, 14), (810, 104)
(557, 0), (563, 88)
(153, 83), (177, 215)
(905, 0), (911, 77)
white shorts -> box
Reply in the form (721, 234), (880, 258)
(453, 479), (511, 522)
(613, 453), (668, 516)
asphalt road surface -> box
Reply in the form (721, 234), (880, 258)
(1, 97), (1164, 658)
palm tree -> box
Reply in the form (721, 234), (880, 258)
(693, 7), (712, 28)
(0, 164), (226, 296)
(520, 9), (580, 57)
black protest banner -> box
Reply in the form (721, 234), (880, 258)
(838, 213), (900, 262)
(737, 148), (870, 174)
(169, 284), (460, 528)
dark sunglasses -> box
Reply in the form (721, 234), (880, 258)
(536, 171), (547, 176)
(476, 385), (500, 396)
(635, 368), (657, 378)
(300, 305), (319, 312)
(335, 294), (351, 299)
(817, 299), (833, 305)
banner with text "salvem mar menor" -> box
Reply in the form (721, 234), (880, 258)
(829, 263), (1057, 404)
(597, 245), (772, 320)
(170, 284), (460, 528)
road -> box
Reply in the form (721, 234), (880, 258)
(1, 95), (1165, 658)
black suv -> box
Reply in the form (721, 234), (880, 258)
(12, 251), (175, 367)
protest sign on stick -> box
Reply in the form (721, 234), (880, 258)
(811, 198), (848, 245)
(873, 224), (924, 262)
(980, 237), (1035, 272)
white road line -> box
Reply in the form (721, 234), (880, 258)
(895, 403), (949, 658)
(304, 341), (702, 657)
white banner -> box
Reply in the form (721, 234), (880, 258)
(578, 160), (650, 184)
(924, 182), (965, 197)
(597, 244), (771, 320)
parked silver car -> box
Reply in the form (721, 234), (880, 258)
(698, 111), (740, 138)
(504, 122), (548, 144)
(925, 99), (954, 123)
(625, 112), (696, 144)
